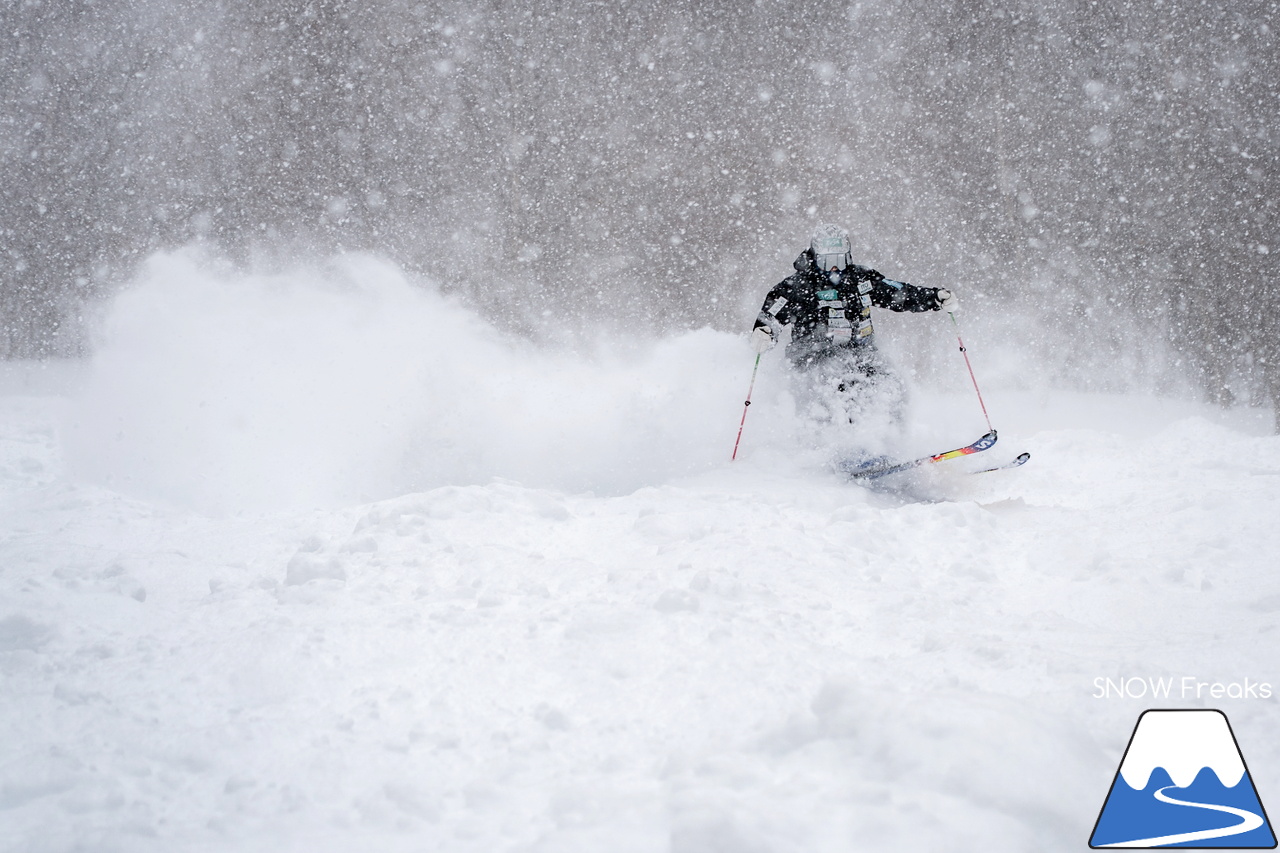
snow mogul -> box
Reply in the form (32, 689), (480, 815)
(749, 223), (956, 440)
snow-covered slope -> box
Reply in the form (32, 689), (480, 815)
(2, 256), (1277, 853)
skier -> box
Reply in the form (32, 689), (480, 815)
(750, 223), (956, 436)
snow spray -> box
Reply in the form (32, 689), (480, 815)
(64, 251), (751, 511)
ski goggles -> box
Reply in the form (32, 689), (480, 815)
(815, 252), (849, 272)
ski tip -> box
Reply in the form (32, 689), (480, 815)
(969, 450), (1030, 475)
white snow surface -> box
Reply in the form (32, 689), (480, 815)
(3, 254), (1279, 852)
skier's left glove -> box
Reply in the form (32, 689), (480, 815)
(935, 288), (959, 313)
(750, 326), (776, 353)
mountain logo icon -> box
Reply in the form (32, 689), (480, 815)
(1090, 709), (1276, 848)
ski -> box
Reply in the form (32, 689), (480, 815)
(970, 451), (1030, 474)
(839, 430), (998, 480)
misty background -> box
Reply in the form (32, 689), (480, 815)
(2, 0), (1276, 418)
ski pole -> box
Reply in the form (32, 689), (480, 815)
(948, 311), (994, 433)
(731, 353), (762, 461)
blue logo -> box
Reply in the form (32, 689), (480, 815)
(1090, 709), (1276, 848)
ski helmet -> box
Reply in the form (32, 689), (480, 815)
(810, 223), (851, 272)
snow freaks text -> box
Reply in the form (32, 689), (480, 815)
(1093, 677), (1274, 701)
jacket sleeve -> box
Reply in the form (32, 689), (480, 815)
(753, 278), (798, 333)
(869, 274), (940, 313)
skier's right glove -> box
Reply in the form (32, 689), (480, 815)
(935, 288), (959, 313)
(750, 326), (776, 353)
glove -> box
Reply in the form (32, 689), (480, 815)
(935, 288), (958, 313)
(749, 326), (775, 353)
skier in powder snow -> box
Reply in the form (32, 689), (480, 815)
(750, 223), (956, 434)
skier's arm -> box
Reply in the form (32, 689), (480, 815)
(869, 274), (945, 313)
(750, 280), (799, 352)
(753, 281), (796, 334)
(748, 283), (786, 352)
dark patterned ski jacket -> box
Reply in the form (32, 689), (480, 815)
(753, 249), (943, 365)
